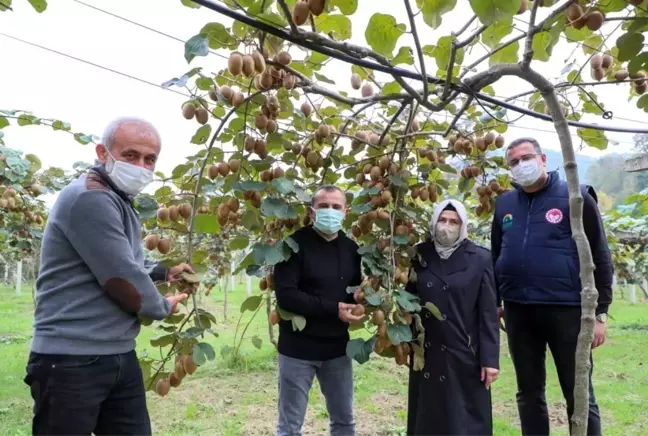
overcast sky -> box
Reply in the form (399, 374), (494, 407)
(1, 0), (647, 207)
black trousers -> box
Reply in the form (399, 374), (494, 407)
(504, 302), (602, 436)
(24, 350), (151, 436)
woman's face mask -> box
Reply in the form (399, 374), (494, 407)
(435, 223), (461, 246)
(104, 150), (154, 196)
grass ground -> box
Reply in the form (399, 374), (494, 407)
(1, 283), (647, 436)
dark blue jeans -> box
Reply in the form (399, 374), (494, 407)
(504, 302), (602, 436)
(24, 350), (151, 436)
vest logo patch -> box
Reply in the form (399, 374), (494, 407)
(546, 208), (563, 224)
(502, 213), (513, 230)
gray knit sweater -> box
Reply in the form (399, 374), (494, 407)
(31, 168), (171, 355)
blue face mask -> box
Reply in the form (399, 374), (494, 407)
(313, 208), (345, 235)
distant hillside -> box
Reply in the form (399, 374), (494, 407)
(543, 149), (596, 184)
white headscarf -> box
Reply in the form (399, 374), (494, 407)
(429, 199), (469, 260)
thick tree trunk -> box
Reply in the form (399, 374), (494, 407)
(466, 63), (598, 436)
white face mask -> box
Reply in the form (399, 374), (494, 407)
(104, 150), (154, 196)
(434, 223), (461, 247)
(511, 159), (543, 187)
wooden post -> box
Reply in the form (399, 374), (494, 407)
(630, 284), (637, 304)
(15, 260), (23, 296)
(246, 274), (252, 297)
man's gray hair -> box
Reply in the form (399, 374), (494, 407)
(310, 185), (345, 206)
(101, 117), (161, 151)
(506, 137), (543, 158)
(95, 117), (161, 166)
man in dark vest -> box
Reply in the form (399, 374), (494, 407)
(491, 137), (613, 436)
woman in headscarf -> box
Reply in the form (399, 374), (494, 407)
(405, 199), (500, 436)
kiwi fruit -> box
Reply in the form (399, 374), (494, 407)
(361, 83), (374, 97)
(292, 1), (310, 26)
(182, 103), (195, 120)
(195, 107), (209, 125)
(276, 51), (292, 66)
(228, 52), (243, 76)
(350, 73), (362, 90)
(242, 55), (255, 77)
(144, 234), (159, 251)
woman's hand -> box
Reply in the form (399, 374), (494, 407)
(481, 367), (499, 389)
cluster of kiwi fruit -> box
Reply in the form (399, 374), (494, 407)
(157, 203), (193, 223)
(474, 180), (507, 216)
(417, 147), (447, 167)
(244, 136), (269, 159)
(255, 95), (282, 135)
(302, 147), (326, 171)
(243, 189), (263, 208)
(208, 159), (241, 180)
(356, 156), (398, 185)
(410, 184), (439, 203)
(181, 102), (210, 125)
(144, 233), (173, 255)
(590, 53), (615, 82)
(217, 197), (242, 226)
(292, 0), (326, 26)
(155, 354), (199, 397)
(349, 72), (376, 98)
(353, 209), (391, 238)
(266, 217), (301, 233)
(449, 132), (505, 155)
(228, 49), (297, 92)
(567, 5), (604, 31)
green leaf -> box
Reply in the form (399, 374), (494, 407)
(271, 177), (296, 195)
(191, 125), (211, 144)
(432, 36), (463, 71)
(437, 163), (456, 174)
(240, 295), (262, 313)
(181, 0), (200, 8)
(251, 336), (263, 349)
(330, 0), (357, 14)
(563, 25), (590, 43)
(364, 13), (405, 57)
(395, 290), (421, 313)
(416, 0), (457, 29)
(383, 81), (402, 94)
(291, 315), (306, 331)
(346, 337), (374, 364)
(616, 33), (645, 63)
(489, 41), (519, 66)
(628, 52), (648, 75)
(230, 236), (250, 250)
(315, 14), (352, 41)
(242, 209), (263, 231)
(577, 128), (608, 150)
(200, 22), (237, 49)
(532, 30), (560, 62)
(193, 215), (221, 234)
(0, 0), (12, 12)
(192, 342), (215, 365)
(365, 292), (382, 306)
(27, 0), (47, 13)
(425, 302), (443, 320)
(180, 272), (204, 284)
(392, 47), (414, 66)
(482, 18), (514, 50)
(469, 0), (519, 25)
(0, 117), (8, 129)
(387, 324), (413, 345)
(150, 334), (174, 347)
(637, 95), (648, 113)
(261, 198), (298, 219)
(285, 236), (299, 253)
(393, 235), (410, 245)
(233, 181), (266, 192)
(17, 114), (36, 126)
(314, 72), (336, 85)
(184, 34), (209, 63)
(196, 77), (213, 91)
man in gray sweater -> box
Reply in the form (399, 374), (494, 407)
(25, 117), (195, 435)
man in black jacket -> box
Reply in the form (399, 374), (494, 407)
(274, 185), (364, 436)
(491, 137), (614, 436)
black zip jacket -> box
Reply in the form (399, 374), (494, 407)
(274, 225), (362, 361)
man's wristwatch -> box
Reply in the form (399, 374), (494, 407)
(595, 313), (608, 323)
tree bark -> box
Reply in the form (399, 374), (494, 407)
(466, 63), (598, 436)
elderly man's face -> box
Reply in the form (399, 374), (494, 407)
(96, 122), (160, 171)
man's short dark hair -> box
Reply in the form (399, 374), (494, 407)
(506, 137), (543, 158)
(310, 185), (345, 206)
